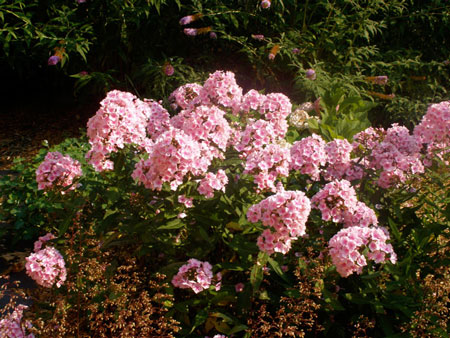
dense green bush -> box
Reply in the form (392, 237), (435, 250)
(2, 70), (449, 336)
(2, 1), (449, 123)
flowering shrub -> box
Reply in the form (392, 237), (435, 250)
(2, 72), (450, 336)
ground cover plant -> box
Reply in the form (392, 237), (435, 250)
(1, 69), (449, 337)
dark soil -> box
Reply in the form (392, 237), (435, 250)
(0, 74), (98, 170)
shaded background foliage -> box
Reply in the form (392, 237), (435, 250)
(1, 0), (450, 126)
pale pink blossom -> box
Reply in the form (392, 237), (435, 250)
(0, 305), (35, 338)
(172, 259), (213, 293)
(36, 152), (82, 192)
(247, 190), (311, 255)
(25, 246), (67, 288)
(329, 226), (396, 277)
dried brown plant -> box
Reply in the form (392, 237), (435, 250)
(400, 266), (450, 338)
(28, 223), (180, 338)
(247, 249), (326, 337)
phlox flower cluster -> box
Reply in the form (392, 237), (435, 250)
(0, 305), (34, 338)
(370, 124), (424, 188)
(25, 246), (67, 288)
(36, 152), (82, 192)
(178, 195), (194, 208)
(235, 119), (278, 155)
(33, 233), (55, 252)
(247, 190), (311, 255)
(352, 127), (386, 154)
(244, 143), (291, 192)
(414, 100), (450, 165)
(343, 201), (378, 228)
(328, 226), (396, 277)
(86, 90), (151, 171)
(323, 139), (356, 181)
(171, 259), (213, 293)
(240, 89), (265, 113)
(169, 83), (203, 110)
(311, 180), (377, 228)
(144, 99), (171, 141)
(201, 71), (242, 113)
(171, 105), (231, 152)
(198, 170), (228, 198)
(290, 134), (327, 181)
(132, 128), (204, 191)
(259, 93), (292, 138)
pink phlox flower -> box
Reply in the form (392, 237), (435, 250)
(323, 138), (353, 181)
(329, 226), (396, 277)
(370, 124), (424, 188)
(201, 71), (243, 114)
(414, 100), (450, 165)
(178, 195), (194, 208)
(36, 152), (82, 193)
(144, 99), (171, 141)
(235, 119), (278, 155)
(169, 83), (204, 110)
(132, 128), (204, 191)
(198, 170), (228, 198)
(0, 305), (35, 338)
(240, 89), (265, 113)
(248, 190), (311, 255)
(25, 246), (67, 288)
(311, 179), (358, 223)
(244, 143), (291, 192)
(33, 233), (56, 252)
(290, 134), (327, 181)
(171, 259), (213, 293)
(170, 105), (231, 152)
(86, 90), (152, 171)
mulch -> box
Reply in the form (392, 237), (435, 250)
(0, 100), (96, 171)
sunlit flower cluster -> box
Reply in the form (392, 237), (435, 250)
(328, 226), (396, 277)
(414, 100), (450, 165)
(201, 70), (242, 113)
(132, 128), (204, 191)
(86, 90), (151, 171)
(25, 246), (67, 288)
(247, 190), (311, 255)
(0, 305), (34, 338)
(198, 170), (228, 198)
(36, 151), (82, 192)
(290, 134), (327, 181)
(370, 124), (424, 188)
(171, 259), (213, 293)
(244, 143), (291, 192)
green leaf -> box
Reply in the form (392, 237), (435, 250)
(267, 257), (290, 283)
(190, 308), (209, 333)
(157, 219), (184, 230)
